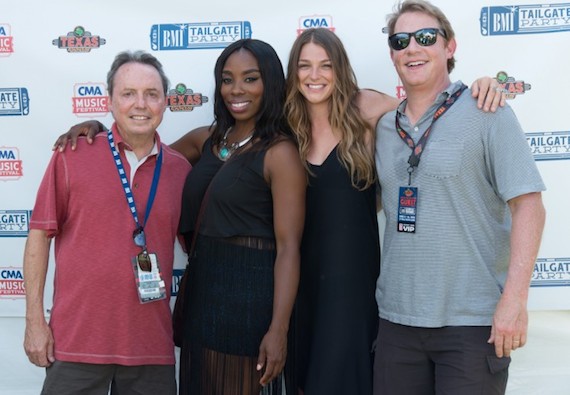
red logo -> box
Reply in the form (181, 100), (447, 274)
(167, 83), (208, 112)
(52, 26), (106, 53)
(0, 267), (25, 298)
(0, 24), (14, 56)
(496, 71), (531, 99)
(72, 83), (109, 117)
(0, 147), (23, 181)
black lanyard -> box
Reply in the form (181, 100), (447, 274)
(395, 84), (467, 185)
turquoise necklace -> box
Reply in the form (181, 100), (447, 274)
(218, 127), (254, 161)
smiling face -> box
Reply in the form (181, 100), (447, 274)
(296, 42), (335, 107)
(390, 11), (456, 95)
(220, 48), (264, 130)
(108, 62), (166, 144)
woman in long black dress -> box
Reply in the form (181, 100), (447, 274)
(284, 28), (399, 395)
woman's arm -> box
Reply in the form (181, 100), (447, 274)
(471, 76), (507, 112)
(52, 120), (107, 151)
(51, 121), (212, 166)
(357, 89), (401, 130)
(169, 125), (213, 165)
(257, 139), (306, 386)
(356, 75), (506, 131)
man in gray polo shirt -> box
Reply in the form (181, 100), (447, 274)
(373, 1), (546, 394)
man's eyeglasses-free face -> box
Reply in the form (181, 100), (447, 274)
(388, 28), (447, 51)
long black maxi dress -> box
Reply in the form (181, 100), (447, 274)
(295, 146), (380, 395)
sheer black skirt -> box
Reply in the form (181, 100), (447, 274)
(179, 235), (294, 395)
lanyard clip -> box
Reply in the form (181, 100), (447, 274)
(407, 154), (418, 186)
(407, 165), (415, 186)
(408, 155), (420, 167)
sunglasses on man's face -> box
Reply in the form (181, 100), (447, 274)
(388, 28), (447, 51)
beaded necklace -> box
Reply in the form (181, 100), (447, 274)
(217, 127), (254, 161)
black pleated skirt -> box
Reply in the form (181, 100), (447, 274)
(179, 235), (290, 395)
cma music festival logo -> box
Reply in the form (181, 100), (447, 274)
(531, 258), (570, 287)
(0, 267), (25, 298)
(52, 26), (106, 52)
(526, 131), (570, 161)
(480, 3), (570, 35)
(495, 71), (530, 99)
(150, 21), (252, 51)
(0, 24), (14, 56)
(167, 83), (209, 112)
(0, 88), (29, 116)
(0, 147), (23, 181)
(0, 210), (31, 237)
(297, 15), (335, 35)
(72, 83), (109, 117)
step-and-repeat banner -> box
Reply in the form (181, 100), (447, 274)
(1, 0), (569, 319)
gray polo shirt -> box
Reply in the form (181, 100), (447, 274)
(375, 81), (545, 327)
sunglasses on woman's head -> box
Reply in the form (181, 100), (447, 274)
(388, 28), (447, 51)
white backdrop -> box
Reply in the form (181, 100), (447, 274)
(1, 0), (569, 394)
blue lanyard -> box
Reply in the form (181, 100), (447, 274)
(107, 129), (163, 232)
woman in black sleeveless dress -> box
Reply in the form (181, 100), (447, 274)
(176, 39), (305, 395)
(284, 28), (400, 395)
(297, 147), (381, 394)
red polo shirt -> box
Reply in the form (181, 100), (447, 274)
(30, 124), (191, 365)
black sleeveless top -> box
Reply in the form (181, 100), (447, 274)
(179, 138), (223, 237)
(179, 137), (274, 240)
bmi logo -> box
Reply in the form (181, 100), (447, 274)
(52, 26), (106, 53)
(0, 267), (25, 298)
(0, 147), (23, 181)
(526, 131), (570, 161)
(167, 83), (208, 112)
(72, 83), (109, 117)
(0, 88), (30, 116)
(172, 268), (185, 296)
(150, 21), (252, 51)
(531, 258), (570, 287)
(0, 210), (31, 237)
(495, 71), (531, 99)
(297, 15), (335, 35)
(0, 24), (14, 56)
(480, 4), (570, 35)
